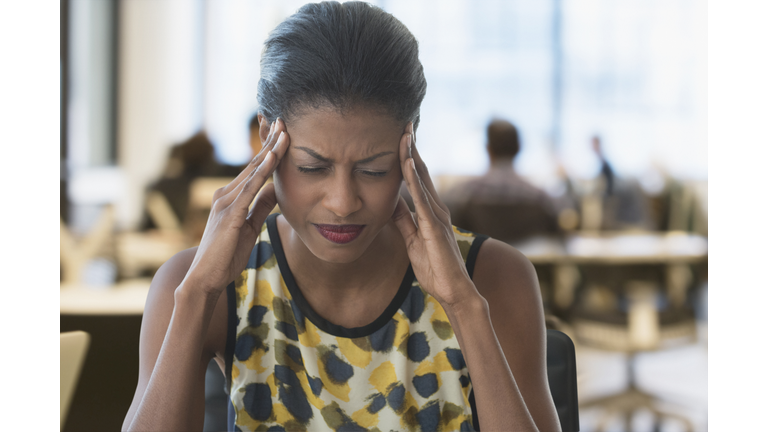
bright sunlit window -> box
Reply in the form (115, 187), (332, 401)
(204, 0), (706, 183)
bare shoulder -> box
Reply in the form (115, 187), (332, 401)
(142, 247), (229, 357)
(471, 238), (559, 429)
(142, 247), (198, 324)
(472, 238), (542, 316)
(149, 247), (198, 294)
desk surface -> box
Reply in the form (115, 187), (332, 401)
(60, 279), (151, 315)
(60, 232), (707, 314)
(511, 231), (708, 265)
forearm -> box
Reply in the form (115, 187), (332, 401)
(445, 291), (539, 432)
(125, 285), (218, 432)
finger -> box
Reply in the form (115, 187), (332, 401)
(261, 118), (284, 154)
(233, 125), (290, 209)
(219, 121), (277, 198)
(233, 150), (277, 210)
(222, 117), (288, 198)
(399, 124), (411, 168)
(391, 195), (418, 244)
(246, 182), (278, 231)
(398, 123), (449, 222)
(399, 131), (448, 226)
(410, 141), (450, 216)
(271, 129), (291, 160)
(413, 162), (450, 227)
(422, 179), (450, 226)
(403, 154), (438, 225)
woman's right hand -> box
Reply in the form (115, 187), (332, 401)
(181, 119), (290, 297)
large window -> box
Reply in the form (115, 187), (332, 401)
(203, 0), (706, 183)
(559, 0), (706, 180)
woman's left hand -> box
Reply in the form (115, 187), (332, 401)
(391, 123), (480, 308)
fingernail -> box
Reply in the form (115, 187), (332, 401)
(274, 131), (285, 150)
(407, 135), (413, 159)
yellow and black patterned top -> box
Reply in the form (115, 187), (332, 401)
(225, 213), (488, 431)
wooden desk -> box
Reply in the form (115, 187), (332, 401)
(60, 280), (151, 432)
(512, 231), (708, 265)
(60, 279), (151, 315)
(510, 231), (708, 311)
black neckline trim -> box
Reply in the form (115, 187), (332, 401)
(466, 234), (489, 279)
(224, 280), (237, 395)
(266, 213), (415, 339)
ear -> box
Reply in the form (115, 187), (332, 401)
(258, 114), (271, 144)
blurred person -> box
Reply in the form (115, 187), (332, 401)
(123, 3), (560, 432)
(216, 113), (265, 176)
(588, 134), (653, 230)
(444, 118), (560, 243)
(143, 131), (224, 230)
(591, 135), (615, 196)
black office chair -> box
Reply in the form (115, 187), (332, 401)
(547, 328), (580, 432)
(452, 201), (561, 244)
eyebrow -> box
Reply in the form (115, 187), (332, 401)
(294, 146), (394, 164)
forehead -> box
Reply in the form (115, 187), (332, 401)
(286, 107), (404, 158)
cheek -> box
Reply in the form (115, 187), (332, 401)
(272, 163), (302, 212)
(273, 163), (321, 216)
(272, 164), (287, 204)
(368, 177), (404, 214)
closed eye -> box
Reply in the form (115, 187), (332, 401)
(297, 166), (327, 174)
(359, 170), (388, 177)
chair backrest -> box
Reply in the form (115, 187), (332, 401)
(61, 331), (90, 431)
(546, 329), (580, 432)
(60, 205), (115, 285)
(459, 201), (560, 244)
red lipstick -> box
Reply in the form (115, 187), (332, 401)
(314, 224), (365, 244)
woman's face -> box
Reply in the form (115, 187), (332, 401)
(268, 107), (406, 264)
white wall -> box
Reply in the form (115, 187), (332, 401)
(116, 0), (204, 230)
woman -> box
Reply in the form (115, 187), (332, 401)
(123, 2), (560, 431)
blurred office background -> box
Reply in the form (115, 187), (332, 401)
(60, 1), (707, 431)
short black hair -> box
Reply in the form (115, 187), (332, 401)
(257, 1), (427, 129)
(486, 119), (520, 159)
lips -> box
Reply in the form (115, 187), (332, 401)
(314, 224), (365, 244)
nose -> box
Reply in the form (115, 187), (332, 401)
(322, 172), (363, 218)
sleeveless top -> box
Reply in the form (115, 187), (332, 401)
(225, 213), (488, 431)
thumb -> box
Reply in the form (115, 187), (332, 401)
(246, 181), (278, 230)
(391, 196), (418, 243)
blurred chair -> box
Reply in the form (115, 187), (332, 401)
(60, 205), (115, 286)
(546, 328), (581, 432)
(570, 277), (698, 432)
(185, 177), (235, 242)
(667, 180), (708, 236)
(61, 313), (143, 431)
(453, 201), (560, 244)
(186, 176), (279, 243)
(61, 331), (90, 431)
(115, 191), (189, 278)
(145, 190), (184, 233)
(188, 177), (234, 211)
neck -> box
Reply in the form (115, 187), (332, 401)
(489, 157), (514, 170)
(278, 217), (411, 327)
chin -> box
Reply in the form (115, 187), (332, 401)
(310, 247), (366, 265)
